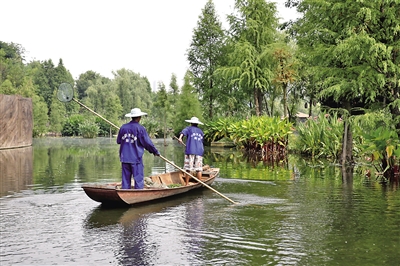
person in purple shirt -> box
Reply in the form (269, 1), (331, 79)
(117, 108), (160, 189)
(177, 117), (204, 186)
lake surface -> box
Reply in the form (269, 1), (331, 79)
(1, 137), (399, 265)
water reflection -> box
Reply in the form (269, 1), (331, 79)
(0, 146), (33, 197)
(182, 197), (205, 261)
(1, 138), (399, 265)
(84, 194), (197, 229)
(83, 191), (209, 265)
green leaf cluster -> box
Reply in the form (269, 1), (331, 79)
(204, 116), (293, 150)
(229, 116), (293, 150)
(292, 113), (343, 159)
(358, 126), (400, 176)
(203, 117), (238, 143)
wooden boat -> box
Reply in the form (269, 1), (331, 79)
(81, 165), (219, 206)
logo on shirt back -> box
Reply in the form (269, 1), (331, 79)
(191, 132), (203, 141)
(122, 133), (137, 143)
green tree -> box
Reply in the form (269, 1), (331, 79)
(113, 68), (152, 117)
(0, 42), (26, 92)
(32, 94), (49, 137)
(187, 0), (226, 119)
(54, 59), (73, 86)
(0, 79), (17, 94)
(84, 79), (121, 133)
(49, 90), (66, 134)
(53, 59), (76, 117)
(219, 0), (279, 116)
(154, 82), (170, 144)
(28, 59), (73, 117)
(168, 73), (180, 123)
(292, 0), (400, 164)
(269, 39), (298, 120)
(75, 70), (109, 100)
(35, 59), (56, 111)
(174, 71), (203, 135)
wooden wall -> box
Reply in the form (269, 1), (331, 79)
(0, 94), (33, 149)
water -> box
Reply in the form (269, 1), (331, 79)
(1, 137), (399, 265)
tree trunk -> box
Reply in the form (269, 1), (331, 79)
(163, 119), (167, 146)
(340, 101), (354, 165)
(283, 83), (287, 119)
(257, 88), (263, 116)
(209, 79), (213, 119)
(389, 101), (400, 138)
(254, 87), (260, 116)
(263, 94), (271, 116)
(341, 165), (354, 185)
(209, 95), (213, 119)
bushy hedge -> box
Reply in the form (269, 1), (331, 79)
(290, 113), (343, 159)
(62, 114), (84, 136)
(79, 119), (99, 138)
(204, 116), (293, 151)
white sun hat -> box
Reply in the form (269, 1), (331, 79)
(185, 117), (204, 125)
(125, 108), (148, 117)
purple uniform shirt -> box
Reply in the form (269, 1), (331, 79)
(180, 126), (204, 156)
(117, 120), (159, 163)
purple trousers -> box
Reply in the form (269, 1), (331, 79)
(121, 162), (144, 189)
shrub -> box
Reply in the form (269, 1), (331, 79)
(79, 119), (99, 138)
(95, 117), (118, 137)
(228, 116), (293, 151)
(62, 114), (84, 136)
(292, 113), (343, 159)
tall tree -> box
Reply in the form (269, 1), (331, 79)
(187, 0), (226, 119)
(75, 70), (108, 100)
(269, 39), (297, 119)
(174, 71), (203, 135)
(54, 59), (73, 86)
(113, 68), (152, 117)
(85, 79), (122, 126)
(219, 0), (279, 116)
(41, 59), (56, 111)
(168, 73), (179, 117)
(32, 94), (49, 137)
(49, 90), (66, 134)
(0, 41), (26, 92)
(154, 82), (170, 144)
(293, 0), (400, 164)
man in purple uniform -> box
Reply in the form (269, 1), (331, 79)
(178, 117), (204, 186)
(117, 108), (160, 189)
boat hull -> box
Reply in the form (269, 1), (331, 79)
(82, 167), (219, 206)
